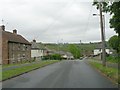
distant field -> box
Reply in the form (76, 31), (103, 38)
(41, 43), (96, 55)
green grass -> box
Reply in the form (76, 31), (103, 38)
(91, 56), (120, 63)
(2, 60), (36, 68)
(1, 60), (36, 68)
(106, 56), (119, 63)
(2, 60), (60, 81)
(0, 66), (2, 81)
(89, 61), (119, 84)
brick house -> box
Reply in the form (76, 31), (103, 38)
(0, 25), (31, 64)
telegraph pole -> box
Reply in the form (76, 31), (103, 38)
(99, 2), (106, 67)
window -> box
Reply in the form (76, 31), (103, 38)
(22, 54), (25, 60)
(22, 44), (26, 51)
(12, 43), (15, 51)
(18, 44), (21, 50)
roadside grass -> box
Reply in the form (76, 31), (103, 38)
(91, 56), (119, 63)
(89, 61), (119, 84)
(2, 60), (36, 68)
(2, 60), (60, 81)
(0, 66), (2, 82)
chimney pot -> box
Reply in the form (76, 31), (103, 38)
(0, 25), (5, 31)
(33, 39), (36, 42)
(13, 29), (17, 34)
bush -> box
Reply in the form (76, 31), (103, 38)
(106, 55), (119, 63)
(42, 54), (62, 60)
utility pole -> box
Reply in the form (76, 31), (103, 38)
(103, 15), (106, 42)
(99, 2), (106, 67)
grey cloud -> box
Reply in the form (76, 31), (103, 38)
(0, 0), (116, 43)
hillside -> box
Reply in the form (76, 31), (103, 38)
(36, 42), (110, 57)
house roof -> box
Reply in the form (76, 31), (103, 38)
(2, 31), (31, 45)
(31, 42), (39, 49)
(31, 41), (46, 50)
(95, 42), (110, 49)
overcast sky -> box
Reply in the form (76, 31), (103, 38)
(0, 0), (117, 43)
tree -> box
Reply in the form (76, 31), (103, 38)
(109, 2), (120, 36)
(68, 44), (81, 59)
(51, 54), (62, 60)
(108, 35), (120, 54)
(42, 54), (62, 60)
(93, 1), (120, 36)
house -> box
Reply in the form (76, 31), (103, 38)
(31, 39), (44, 60)
(94, 42), (113, 55)
(93, 48), (112, 56)
(93, 48), (101, 56)
(0, 25), (31, 64)
(56, 51), (74, 60)
(66, 52), (74, 60)
(92, 42), (114, 60)
(0, 28), (2, 64)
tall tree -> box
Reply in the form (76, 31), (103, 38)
(68, 44), (81, 59)
(93, 1), (120, 36)
(108, 35), (120, 54)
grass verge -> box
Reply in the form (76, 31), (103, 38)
(1, 60), (60, 81)
(2, 60), (36, 68)
(106, 56), (119, 63)
(89, 61), (119, 84)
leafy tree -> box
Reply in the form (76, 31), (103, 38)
(68, 44), (81, 59)
(50, 54), (62, 60)
(93, 1), (120, 36)
(108, 35), (120, 54)
(42, 54), (62, 60)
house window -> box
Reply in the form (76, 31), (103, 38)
(17, 54), (21, 62)
(12, 43), (15, 51)
(18, 44), (21, 50)
(27, 45), (30, 51)
(22, 54), (25, 60)
(25, 46), (28, 50)
(22, 44), (26, 51)
(12, 54), (15, 63)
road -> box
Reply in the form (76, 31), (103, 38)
(2, 60), (118, 88)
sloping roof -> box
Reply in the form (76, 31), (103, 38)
(2, 31), (31, 45)
(31, 42), (39, 49)
(66, 52), (73, 56)
(95, 42), (110, 49)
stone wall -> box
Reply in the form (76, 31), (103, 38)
(0, 30), (2, 64)
(8, 43), (31, 64)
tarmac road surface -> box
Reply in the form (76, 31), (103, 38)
(2, 60), (118, 88)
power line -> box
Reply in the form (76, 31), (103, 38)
(84, 3), (93, 34)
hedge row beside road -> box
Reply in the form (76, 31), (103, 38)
(2, 60), (60, 81)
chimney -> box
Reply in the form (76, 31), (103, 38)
(0, 25), (5, 31)
(33, 39), (36, 43)
(13, 29), (17, 34)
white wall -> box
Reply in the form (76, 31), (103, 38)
(94, 49), (112, 55)
(94, 49), (101, 55)
(31, 49), (43, 58)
